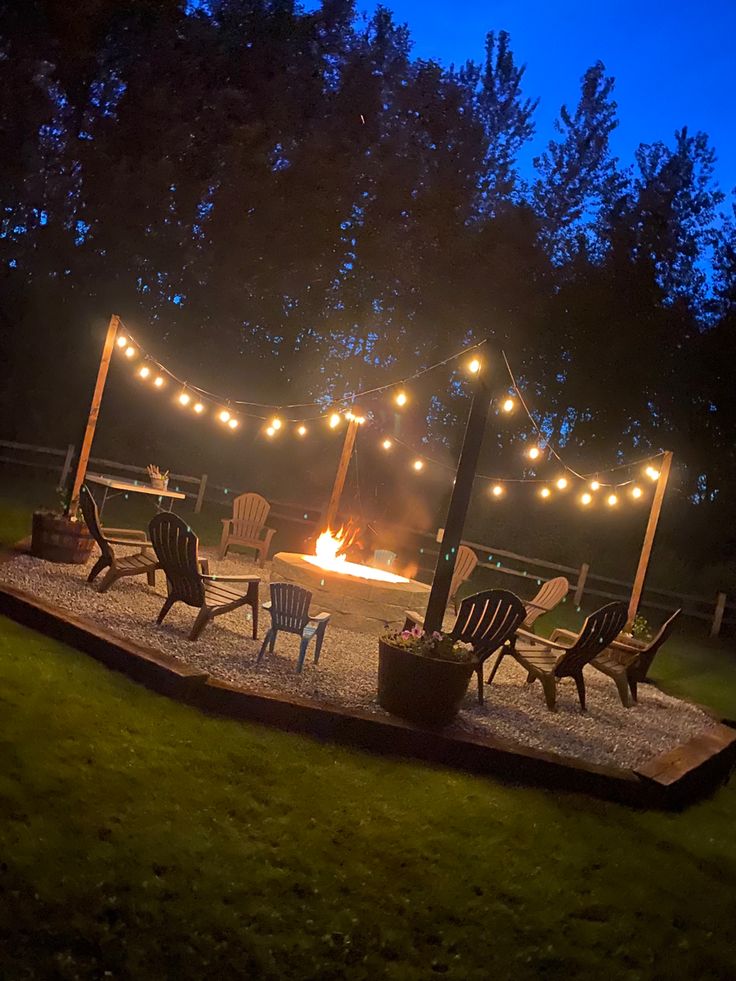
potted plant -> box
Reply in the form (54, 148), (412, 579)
(31, 488), (94, 564)
(377, 626), (476, 727)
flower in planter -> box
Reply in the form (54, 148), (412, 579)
(383, 627), (476, 663)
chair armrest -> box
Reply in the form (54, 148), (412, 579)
(515, 627), (569, 651)
(611, 638), (643, 653)
(104, 527), (148, 540)
(262, 526), (276, 540)
(403, 610), (424, 630)
(107, 537), (154, 548)
(221, 518), (233, 527)
(525, 600), (549, 611)
(202, 574), (261, 583)
(309, 612), (331, 623)
(549, 627), (578, 644)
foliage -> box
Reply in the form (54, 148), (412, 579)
(629, 613), (652, 641)
(382, 625), (476, 662)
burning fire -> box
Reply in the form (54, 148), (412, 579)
(303, 527), (409, 584)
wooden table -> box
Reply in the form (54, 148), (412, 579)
(86, 473), (186, 516)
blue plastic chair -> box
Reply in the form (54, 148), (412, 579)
(257, 582), (331, 672)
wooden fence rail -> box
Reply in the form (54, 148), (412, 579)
(1, 438), (734, 636)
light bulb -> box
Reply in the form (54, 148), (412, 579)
(266, 426), (275, 437)
(468, 357), (481, 374)
(528, 446), (540, 460)
(556, 477), (568, 490)
(271, 417), (282, 431)
(124, 346), (136, 358)
(632, 485), (643, 498)
(590, 480), (600, 491)
(117, 336), (128, 348)
(607, 493), (618, 507)
(297, 425), (307, 436)
(502, 398), (514, 413)
(354, 415), (366, 425)
(329, 413), (341, 429)
(491, 484), (503, 497)
(395, 391), (408, 408)
(382, 438), (392, 450)
(193, 402), (204, 414)
(154, 376), (165, 388)
(344, 410), (355, 421)
(581, 492), (592, 506)
(228, 418), (238, 430)
(539, 487), (551, 498)
(413, 459), (424, 471)
(178, 392), (191, 406)
(138, 366), (150, 379)
(219, 409), (231, 423)
(646, 466), (660, 481)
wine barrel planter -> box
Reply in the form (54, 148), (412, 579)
(377, 638), (474, 728)
(31, 511), (94, 564)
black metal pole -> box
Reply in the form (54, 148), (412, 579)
(423, 354), (492, 633)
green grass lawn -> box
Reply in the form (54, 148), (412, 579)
(2, 473), (736, 977)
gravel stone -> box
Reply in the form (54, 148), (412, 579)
(0, 549), (718, 771)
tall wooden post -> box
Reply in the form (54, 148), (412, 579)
(423, 362), (492, 633)
(628, 450), (673, 621)
(322, 418), (360, 530)
(66, 314), (121, 516)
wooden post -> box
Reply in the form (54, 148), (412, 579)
(322, 418), (359, 530)
(194, 473), (208, 514)
(424, 360), (492, 633)
(66, 314), (121, 515)
(574, 562), (589, 607)
(628, 450), (673, 621)
(711, 593), (727, 638)
(59, 443), (75, 487)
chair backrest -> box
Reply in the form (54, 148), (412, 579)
(524, 576), (569, 627)
(451, 589), (527, 662)
(373, 549), (397, 568)
(79, 484), (113, 565)
(450, 545), (478, 601)
(148, 513), (204, 607)
(636, 608), (681, 679)
(232, 493), (270, 540)
(269, 582), (312, 634)
(555, 601), (628, 676)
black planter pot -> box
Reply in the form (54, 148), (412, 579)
(377, 638), (474, 728)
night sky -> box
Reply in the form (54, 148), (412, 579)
(322, 0), (736, 193)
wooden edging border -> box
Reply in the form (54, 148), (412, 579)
(0, 579), (734, 810)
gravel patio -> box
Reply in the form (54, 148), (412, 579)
(0, 548), (718, 771)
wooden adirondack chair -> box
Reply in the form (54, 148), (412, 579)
(449, 545), (478, 613)
(523, 576), (569, 630)
(404, 589), (527, 705)
(591, 608), (681, 705)
(149, 513), (260, 641)
(219, 492), (275, 565)
(487, 601), (628, 711)
(80, 484), (159, 593)
(257, 582), (331, 673)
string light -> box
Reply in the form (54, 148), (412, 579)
(218, 409), (231, 423)
(329, 413), (341, 429)
(467, 357), (481, 375)
(227, 418), (239, 430)
(607, 493), (618, 507)
(124, 345), (136, 359)
(502, 398), (515, 413)
(413, 459), (424, 471)
(631, 485), (643, 499)
(193, 402), (204, 414)
(271, 417), (282, 431)
(645, 466), (660, 481)
(266, 426), (275, 437)
(556, 477), (568, 490)
(539, 487), (551, 498)
(590, 479), (600, 491)
(297, 425), (307, 436)
(395, 391), (408, 408)
(154, 376), (165, 388)
(178, 392), (191, 406)
(491, 484), (503, 497)
(382, 438), (393, 450)
(138, 366), (150, 379)
(527, 446), (541, 461)
(354, 414), (366, 425)
(581, 492), (592, 506)
(116, 336), (128, 348)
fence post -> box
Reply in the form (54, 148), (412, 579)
(711, 592), (727, 637)
(59, 443), (75, 487)
(574, 562), (589, 607)
(194, 473), (208, 514)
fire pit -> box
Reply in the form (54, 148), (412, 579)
(271, 528), (431, 634)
